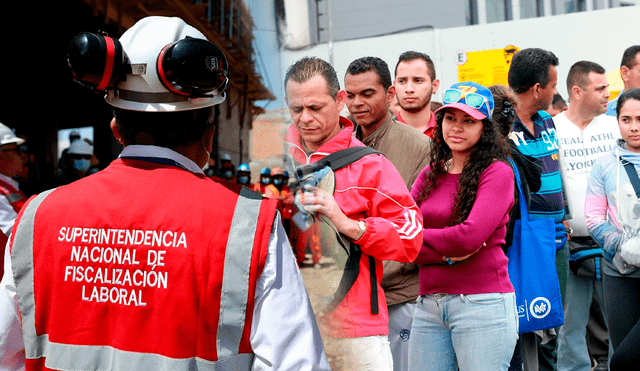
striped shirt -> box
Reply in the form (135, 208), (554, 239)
(509, 110), (565, 223)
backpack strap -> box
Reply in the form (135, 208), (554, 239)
(319, 146), (382, 315)
(320, 146), (381, 171)
(621, 157), (640, 198)
(324, 243), (362, 314)
(368, 255), (378, 314)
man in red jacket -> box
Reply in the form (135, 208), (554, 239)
(284, 56), (422, 371)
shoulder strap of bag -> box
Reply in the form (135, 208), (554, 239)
(321, 146), (381, 171)
(320, 146), (381, 315)
(508, 158), (529, 221)
(620, 157), (640, 198)
(322, 233), (379, 315)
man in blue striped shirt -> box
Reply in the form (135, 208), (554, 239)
(509, 48), (564, 224)
(507, 47), (566, 371)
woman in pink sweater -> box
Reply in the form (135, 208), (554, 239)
(408, 81), (518, 371)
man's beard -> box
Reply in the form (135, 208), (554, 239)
(398, 96), (430, 113)
(535, 95), (553, 112)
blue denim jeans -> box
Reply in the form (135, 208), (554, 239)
(556, 262), (609, 371)
(408, 292), (518, 371)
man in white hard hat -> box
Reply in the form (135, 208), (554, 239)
(0, 122), (27, 281)
(0, 16), (329, 371)
(58, 130), (82, 167)
(0, 123), (27, 235)
(50, 139), (94, 188)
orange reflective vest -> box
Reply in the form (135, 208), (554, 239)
(252, 182), (278, 198)
(10, 158), (277, 370)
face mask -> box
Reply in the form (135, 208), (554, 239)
(73, 158), (91, 173)
(238, 176), (249, 184)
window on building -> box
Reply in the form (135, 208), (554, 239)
(520, 0), (545, 18)
(557, 0), (587, 12)
(467, 0), (479, 24)
(487, 0), (512, 22)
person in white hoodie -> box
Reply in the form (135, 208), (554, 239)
(554, 60), (619, 371)
(585, 88), (640, 370)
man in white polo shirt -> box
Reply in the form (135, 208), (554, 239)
(555, 60), (619, 371)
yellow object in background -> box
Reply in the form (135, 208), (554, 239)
(606, 67), (623, 101)
(456, 45), (520, 86)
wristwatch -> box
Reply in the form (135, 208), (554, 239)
(565, 226), (573, 235)
(354, 220), (366, 240)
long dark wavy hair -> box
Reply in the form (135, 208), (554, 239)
(417, 107), (510, 225)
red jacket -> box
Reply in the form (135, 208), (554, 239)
(10, 157), (277, 370)
(285, 116), (422, 338)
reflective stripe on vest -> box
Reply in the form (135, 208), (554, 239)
(0, 178), (27, 213)
(217, 186), (261, 359)
(12, 186), (264, 370)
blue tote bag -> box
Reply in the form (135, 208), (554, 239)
(507, 158), (564, 333)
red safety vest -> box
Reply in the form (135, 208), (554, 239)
(0, 177), (27, 213)
(10, 158), (277, 370)
(0, 230), (6, 280)
(0, 177), (26, 280)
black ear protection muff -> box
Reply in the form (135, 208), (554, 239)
(67, 32), (131, 92)
(156, 37), (230, 97)
(68, 32), (229, 98)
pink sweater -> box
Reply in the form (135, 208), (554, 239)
(410, 161), (515, 295)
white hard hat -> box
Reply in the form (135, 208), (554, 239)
(0, 123), (25, 146)
(68, 140), (93, 155)
(105, 16), (228, 112)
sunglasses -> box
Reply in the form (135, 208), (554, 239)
(443, 88), (492, 115)
(0, 147), (21, 153)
